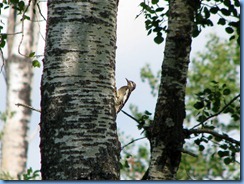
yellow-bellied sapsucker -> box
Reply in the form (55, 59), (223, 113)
(115, 78), (136, 114)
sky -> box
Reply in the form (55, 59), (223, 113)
(0, 0), (241, 180)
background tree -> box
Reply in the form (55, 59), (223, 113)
(137, 33), (240, 180)
(40, 0), (120, 179)
(0, 0), (39, 179)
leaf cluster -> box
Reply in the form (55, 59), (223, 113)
(137, 0), (168, 44)
(120, 143), (149, 180)
(193, 81), (238, 123)
(193, 0), (240, 45)
(18, 167), (40, 180)
(137, 0), (240, 45)
(0, 0), (42, 68)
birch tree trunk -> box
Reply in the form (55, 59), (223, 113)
(1, 0), (39, 179)
(40, 0), (120, 180)
(147, 0), (194, 180)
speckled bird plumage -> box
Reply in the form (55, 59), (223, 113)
(115, 78), (136, 114)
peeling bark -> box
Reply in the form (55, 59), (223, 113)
(147, 0), (194, 180)
(40, 0), (120, 180)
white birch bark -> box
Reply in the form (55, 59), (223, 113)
(1, 0), (39, 178)
(40, 0), (120, 180)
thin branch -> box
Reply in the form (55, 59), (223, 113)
(181, 148), (198, 157)
(0, 48), (5, 74)
(37, 2), (46, 21)
(187, 128), (240, 146)
(15, 103), (41, 113)
(2, 32), (22, 35)
(121, 137), (146, 150)
(121, 110), (141, 124)
(18, 0), (32, 57)
(190, 94), (240, 130)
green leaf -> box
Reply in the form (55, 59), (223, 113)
(193, 101), (204, 109)
(32, 60), (41, 68)
(225, 27), (234, 34)
(155, 7), (164, 12)
(224, 157), (232, 165)
(197, 114), (206, 122)
(124, 160), (130, 168)
(220, 144), (228, 150)
(199, 144), (205, 151)
(210, 6), (219, 14)
(220, 8), (231, 16)
(154, 34), (164, 44)
(204, 7), (210, 19)
(203, 88), (211, 94)
(223, 88), (231, 95)
(214, 136), (223, 142)
(0, 40), (6, 48)
(223, 0), (231, 7)
(231, 114), (239, 121)
(218, 150), (229, 157)
(144, 110), (152, 116)
(28, 52), (35, 58)
(217, 18), (226, 25)
(18, 1), (25, 11)
(151, 0), (159, 4)
(10, 0), (19, 4)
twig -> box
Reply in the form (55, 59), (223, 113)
(121, 110), (141, 124)
(18, 0), (32, 57)
(37, 2), (46, 21)
(190, 94), (240, 130)
(0, 48), (5, 74)
(187, 128), (240, 146)
(181, 148), (198, 157)
(15, 103), (41, 113)
(121, 137), (146, 150)
(2, 32), (22, 35)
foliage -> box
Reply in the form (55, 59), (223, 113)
(119, 130), (150, 180)
(0, 0), (42, 67)
(18, 167), (40, 180)
(141, 64), (160, 97)
(137, 0), (240, 45)
(186, 34), (240, 131)
(124, 33), (240, 179)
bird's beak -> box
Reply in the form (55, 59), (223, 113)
(125, 78), (129, 84)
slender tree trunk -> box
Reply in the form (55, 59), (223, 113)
(1, 1), (39, 178)
(147, 0), (194, 180)
(40, 0), (120, 180)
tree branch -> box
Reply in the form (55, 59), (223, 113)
(37, 2), (47, 21)
(181, 148), (198, 157)
(186, 128), (240, 146)
(0, 48), (5, 75)
(121, 137), (146, 150)
(121, 110), (141, 124)
(18, 0), (32, 57)
(15, 103), (41, 113)
(190, 94), (240, 130)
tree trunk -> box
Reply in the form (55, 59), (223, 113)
(40, 0), (120, 180)
(147, 0), (194, 180)
(1, 0), (39, 179)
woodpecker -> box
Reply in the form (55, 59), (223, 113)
(115, 78), (136, 114)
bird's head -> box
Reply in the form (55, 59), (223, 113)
(126, 78), (136, 91)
